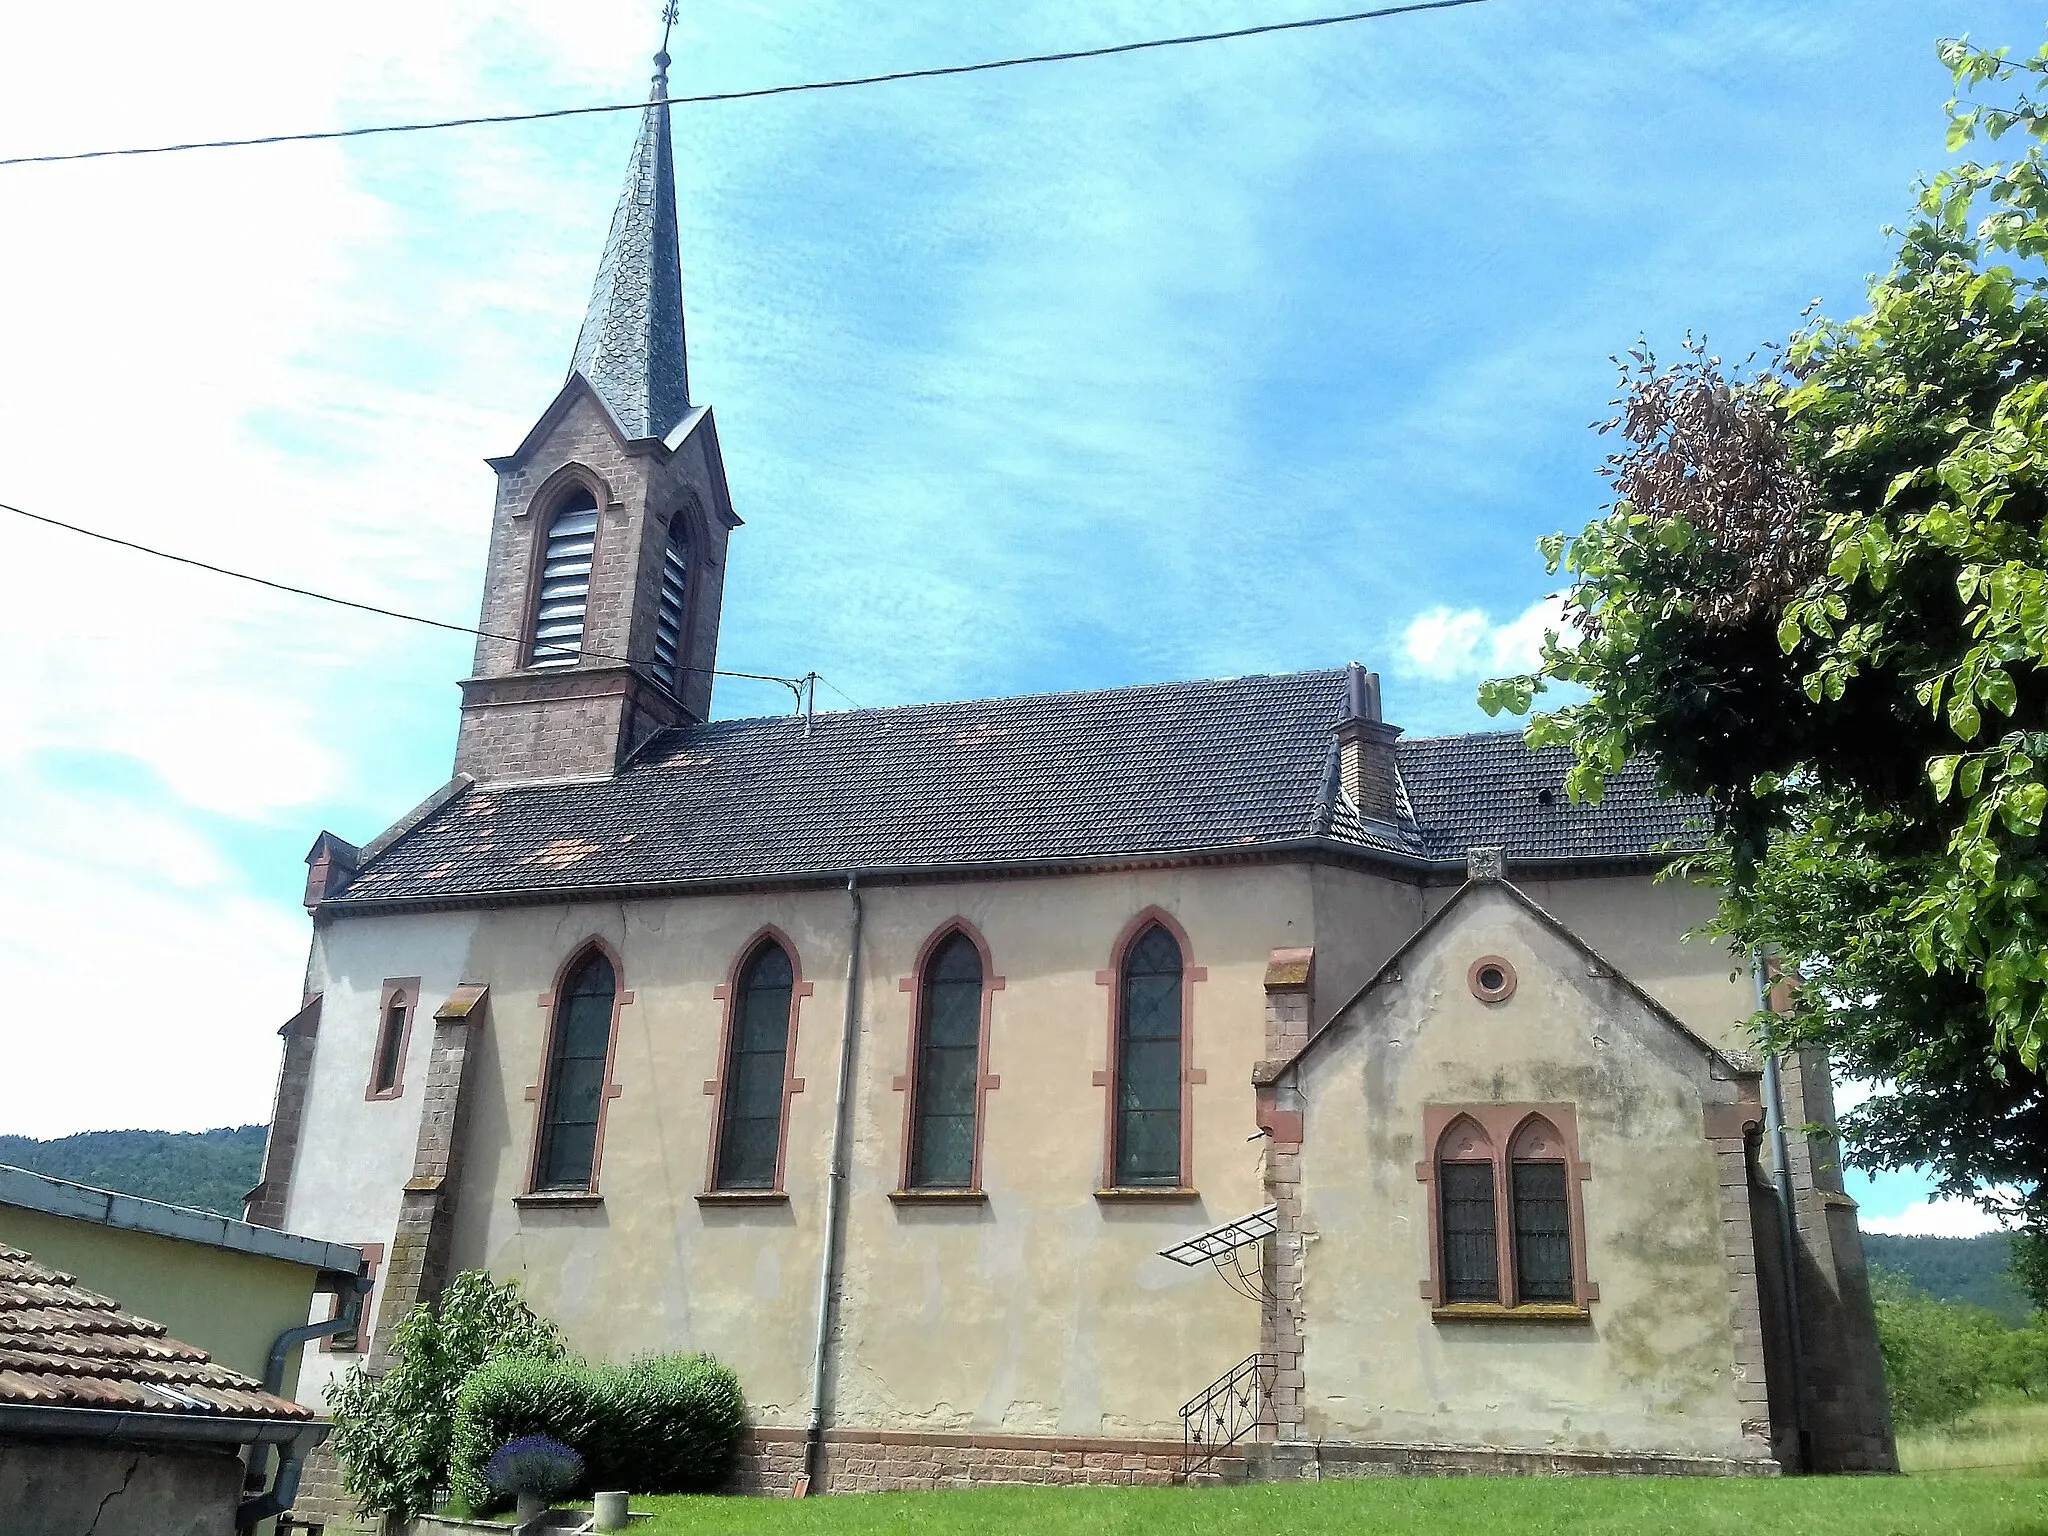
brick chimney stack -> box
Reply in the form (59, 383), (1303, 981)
(1336, 662), (1403, 824)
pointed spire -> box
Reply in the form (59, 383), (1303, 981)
(569, 50), (689, 441)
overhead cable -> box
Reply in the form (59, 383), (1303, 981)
(0, 496), (816, 697)
(0, 0), (1500, 168)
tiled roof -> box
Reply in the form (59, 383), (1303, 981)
(0, 1245), (311, 1420)
(334, 668), (1704, 908)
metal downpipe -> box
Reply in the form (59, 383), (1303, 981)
(804, 872), (864, 1494)
(243, 1267), (371, 1512)
(1755, 955), (1810, 1472)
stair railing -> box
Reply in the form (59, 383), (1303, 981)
(1179, 1351), (1275, 1477)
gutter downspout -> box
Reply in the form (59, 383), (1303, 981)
(241, 1268), (372, 1520)
(1755, 955), (1810, 1472)
(236, 1424), (328, 1531)
(803, 872), (864, 1495)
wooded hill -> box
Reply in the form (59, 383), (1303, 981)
(1864, 1233), (2033, 1325)
(0, 1125), (267, 1219)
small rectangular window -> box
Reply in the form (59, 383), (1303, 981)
(1513, 1160), (1573, 1302)
(1440, 1162), (1499, 1302)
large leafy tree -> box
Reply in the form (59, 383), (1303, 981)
(1481, 38), (2048, 1246)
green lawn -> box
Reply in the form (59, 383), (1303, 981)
(1900, 1401), (2048, 1477)
(545, 1474), (2048, 1536)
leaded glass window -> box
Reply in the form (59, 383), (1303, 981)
(1439, 1161), (1499, 1302)
(530, 488), (599, 670)
(910, 932), (983, 1189)
(652, 517), (690, 693)
(715, 942), (794, 1190)
(535, 951), (616, 1190)
(1513, 1160), (1573, 1301)
(1114, 923), (1183, 1188)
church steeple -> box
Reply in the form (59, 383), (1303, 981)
(569, 51), (690, 442)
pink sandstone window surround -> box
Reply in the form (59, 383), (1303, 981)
(521, 941), (630, 1200)
(1093, 908), (1206, 1199)
(1418, 1103), (1596, 1320)
(701, 928), (813, 1203)
(891, 921), (1002, 1201)
(365, 979), (419, 1101)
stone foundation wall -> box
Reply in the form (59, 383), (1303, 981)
(727, 1428), (1211, 1495)
(291, 1440), (379, 1532)
(1253, 1441), (1780, 1481)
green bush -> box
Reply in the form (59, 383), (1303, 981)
(1873, 1268), (2017, 1427)
(449, 1352), (748, 1513)
(326, 1270), (565, 1521)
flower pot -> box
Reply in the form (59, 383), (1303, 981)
(515, 1489), (546, 1526)
(593, 1491), (630, 1531)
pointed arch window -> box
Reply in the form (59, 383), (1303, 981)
(530, 488), (600, 671)
(533, 949), (618, 1191)
(652, 514), (691, 693)
(907, 932), (986, 1190)
(1421, 1104), (1591, 1316)
(365, 979), (418, 1101)
(1114, 923), (1185, 1188)
(713, 941), (796, 1191)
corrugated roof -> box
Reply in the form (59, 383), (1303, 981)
(332, 669), (1706, 907)
(0, 1245), (312, 1420)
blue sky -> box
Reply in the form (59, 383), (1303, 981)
(0, 0), (2036, 1231)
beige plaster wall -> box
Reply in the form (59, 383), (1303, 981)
(0, 1205), (319, 1388)
(1286, 883), (1760, 1459)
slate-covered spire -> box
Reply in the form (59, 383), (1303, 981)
(569, 50), (689, 441)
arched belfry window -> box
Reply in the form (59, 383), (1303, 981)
(534, 949), (617, 1190)
(651, 514), (691, 693)
(1114, 923), (1184, 1188)
(714, 941), (795, 1191)
(530, 488), (600, 671)
(1436, 1116), (1499, 1303)
(1511, 1116), (1573, 1302)
(908, 932), (985, 1190)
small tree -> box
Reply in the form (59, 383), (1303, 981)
(326, 1270), (564, 1521)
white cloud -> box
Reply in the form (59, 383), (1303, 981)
(1399, 596), (1568, 681)
(1861, 1200), (2012, 1239)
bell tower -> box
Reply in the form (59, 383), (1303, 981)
(454, 50), (738, 784)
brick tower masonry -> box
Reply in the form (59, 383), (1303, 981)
(454, 51), (738, 786)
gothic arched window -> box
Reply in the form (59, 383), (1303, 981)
(366, 979), (416, 1100)
(714, 940), (795, 1191)
(1510, 1115), (1574, 1302)
(651, 513), (691, 693)
(1113, 923), (1184, 1188)
(530, 487), (600, 671)
(1436, 1116), (1500, 1303)
(907, 930), (986, 1190)
(533, 948), (617, 1191)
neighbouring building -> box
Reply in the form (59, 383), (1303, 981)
(253, 49), (1895, 1522)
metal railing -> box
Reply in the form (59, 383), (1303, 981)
(1179, 1351), (1275, 1477)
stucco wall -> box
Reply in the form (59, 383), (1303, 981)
(0, 1206), (320, 1390)
(1283, 883), (1765, 1460)
(0, 1438), (243, 1536)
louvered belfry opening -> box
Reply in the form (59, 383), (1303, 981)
(530, 488), (601, 670)
(652, 515), (691, 692)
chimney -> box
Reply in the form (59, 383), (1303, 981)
(303, 831), (361, 910)
(1335, 662), (1403, 824)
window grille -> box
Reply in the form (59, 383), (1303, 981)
(530, 490), (599, 670)
(652, 518), (690, 692)
(535, 951), (616, 1190)
(371, 995), (407, 1095)
(1513, 1160), (1573, 1301)
(909, 933), (983, 1188)
(1115, 924), (1183, 1187)
(1439, 1161), (1499, 1302)
(715, 943), (794, 1190)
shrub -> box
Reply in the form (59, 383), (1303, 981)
(485, 1434), (585, 1503)
(450, 1352), (747, 1512)
(326, 1270), (565, 1521)
(1873, 1268), (2015, 1427)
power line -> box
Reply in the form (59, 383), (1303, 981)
(0, 0), (1500, 169)
(0, 496), (814, 698)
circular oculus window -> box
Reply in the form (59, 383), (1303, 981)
(1468, 956), (1516, 1003)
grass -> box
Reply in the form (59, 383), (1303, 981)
(515, 1473), (2048, 1536)
(1900, 1400), (2048, 1476)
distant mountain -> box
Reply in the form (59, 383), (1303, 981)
(1864, 1232), (2033, 1325)
(0, 1126), (268, 1219)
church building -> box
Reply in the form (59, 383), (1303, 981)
(251, 54), (1896, 1519)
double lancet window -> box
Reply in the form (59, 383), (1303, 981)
(652, 514), (691, 693)
(904, 930), (988, 1190)
(534, 949), (618, 1191)
(1113, 922), (1185, 1188)
(530, 488), (600, 670)
(712, 940), (796, 1191)
(1430, 1109), (1582, 1309)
